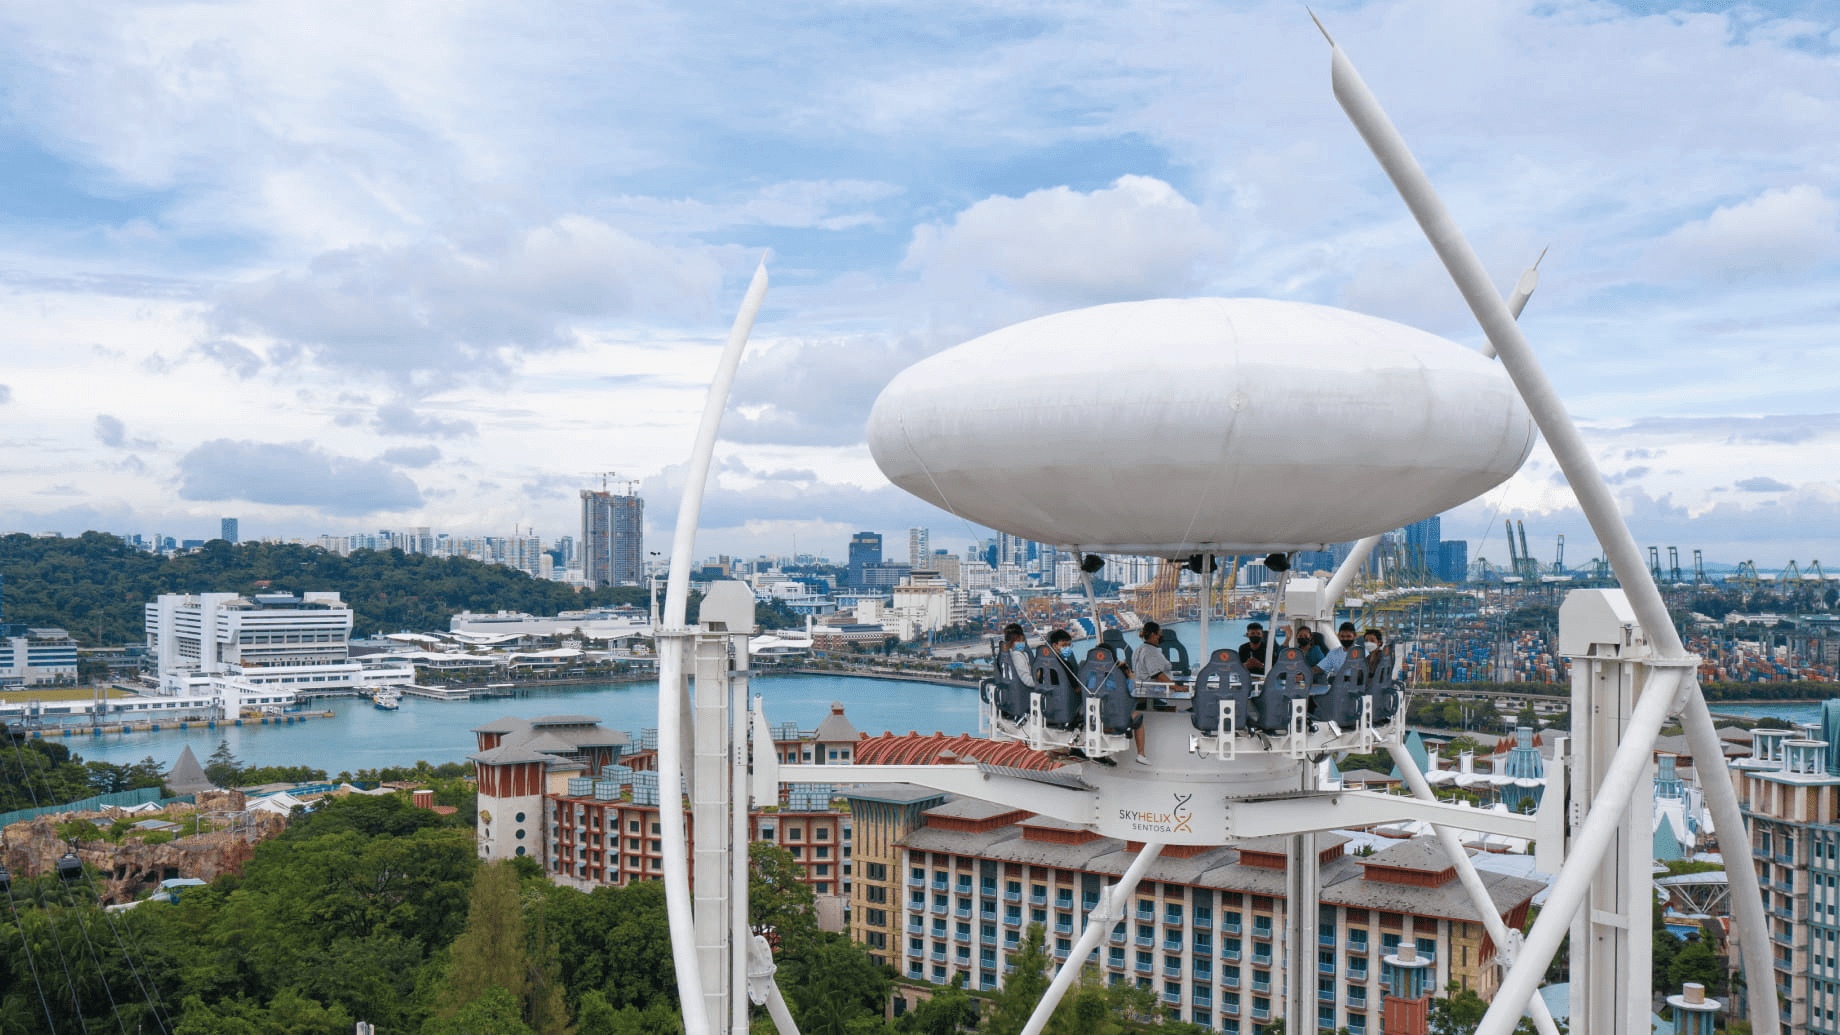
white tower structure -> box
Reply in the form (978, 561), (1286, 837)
(643, 22), (1777, 1035)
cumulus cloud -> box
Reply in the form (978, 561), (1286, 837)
(194, 339), (264, 379)
(178, 439), (423, 514)
(94, 414), (155, 450)
(641, 460), (967, 535)
(0, 385), (10, 404)
(372, 402), (477, 439)
(904, 176), (1223, 306)
(380, 445), (442, 468)
(1651, 185), (1840, 280)
(726, 333), (932, 446)
(1736, 476), (1792, 492)
(209, 216), (732, 386)
(1586, 413), (1840, 446)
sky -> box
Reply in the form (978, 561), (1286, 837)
(0, 0), (1836, 569)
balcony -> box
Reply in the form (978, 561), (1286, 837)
(1319, 961), (1336, 975)
(1053, 946), (1069, 960)
(1193, 940), (1212, 956)
(908, 874), (927, 888)
(1193, 966), (1214, 981)
(1220, 1000), (1239, 1015)
(1223, 948), (1242, 963)
(1055, 921), (1075, 936)
(1349, 968), (1369, 983)
(1194, 990), (1213, 1007)
(1320, 934), (1337, 947)
(1252, 1007), (1271, 1022)
(1252, 953), (1272, 967)
(1162, 991), (1182, 1005)
(1319, 988), (1335, 1002)
(931, 878), (948, 892)
(981, 907), (998, 921)
(1136, 960), (1154, 974)
(929, 901), (949, 916)
(1004, 888), (1022, 902)
(955, 905), (973, 919)
(1348, 940), (1369, 955)
(1165, 913), (1184, 927)
(1109, 928), (1128, 945)
(930, 949), (947, 963)
(955, 883), (973, 897)
(1137, 934), (1155, 948)
(981, 883), (998, 898)
(1164, 965), (1182, 979)
(1349, 993), (1368, 1009)
(1252, 979), (1271, 995)
(1030, 891), (1048, 906)
(1108, 956), (1127, 971)
(1083, 895), (1101, 912)
(1222, 921), (1242, 935)
(1194, 914), (1214, 930)
(1056, 898), (1075, 912)
(1163, 939), (1183, 953)
(1222, 972), (1240, 989)
(908, 963), (923, 979)
(907, 919), (924, 934)
(953, 928), (970, 943)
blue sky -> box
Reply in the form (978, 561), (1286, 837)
(0, 0), (1836, 567)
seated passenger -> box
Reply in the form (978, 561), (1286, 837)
(1316, 622), (1360, 676)
(1238, 622), (1270, 676)
(998, 623), (1035, 721)
(1314, 641), (1367, 727)
(1027, 629), (1083, 729)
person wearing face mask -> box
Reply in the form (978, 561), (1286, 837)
(1047, 629), (1081, 684)
(1361, 628), (1387, 678)
(1317, 621), (1360, 675)
(1237, 623), (1269, 676)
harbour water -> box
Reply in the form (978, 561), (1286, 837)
(57, 673), (985, 775)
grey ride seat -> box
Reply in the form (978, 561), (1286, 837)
(1312, 646), (1368, 728)
(993, 645), (1030, 723)
(1157, 627), (1192, 680)
(1252, 646), (1313, 733)
(1029, 646), (1082, 729)
(1189, 648), (1254, 733)
(1368, 647), (1401, 724)
(1077, 645), (1136, 734)
(1100, 629), (1133, 669)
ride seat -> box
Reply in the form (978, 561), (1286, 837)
(1190, 648), (1254, 733)
(994, 648), (1032, 722)
(1100, 629), (1133, 668)
(1029, 647), (1082, 729)
(1313, 647), (1368, 727)
(1252, 646), (1313, 733)
(1369, 647), (1401, 724)
(1078, 646), (1136, 733)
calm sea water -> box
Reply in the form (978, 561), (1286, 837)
(55, 674), (983, 776)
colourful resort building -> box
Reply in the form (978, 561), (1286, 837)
(470, 704), (1544, 1031)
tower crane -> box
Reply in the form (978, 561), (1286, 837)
(1648, 546), (1663, 585)
(1668, 546), (1682, 586)
(1516, 520), (1535, 579)
(1554, 533), (1565, 575)
(1693, 549), (1709, 586)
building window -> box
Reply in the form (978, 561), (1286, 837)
(816, 827), (831, 840)
(760, 826), (775, 840)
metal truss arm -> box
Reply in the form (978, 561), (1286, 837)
(776, 764), (1095, 825)
(1222, 790), (1538, 841)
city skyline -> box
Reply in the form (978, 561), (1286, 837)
(0, 2), (1835, 564)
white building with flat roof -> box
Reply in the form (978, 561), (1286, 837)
(145, 591), (412, 700)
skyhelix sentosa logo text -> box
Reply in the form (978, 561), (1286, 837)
(1119, 792), (1194, 834)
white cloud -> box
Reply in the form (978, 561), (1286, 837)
(1650, 185), (1840, 280)
(177, 439), (423, 514)
(903, 176), (1224, 307)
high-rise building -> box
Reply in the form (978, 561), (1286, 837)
(849, 532), (883, 588)
(582, 489), (645, 587)
(908, 527), (930, 568)
(1438, 540), (1469, 583)
(1403, 516), (1441, 570)
(220, 517), (239, 544)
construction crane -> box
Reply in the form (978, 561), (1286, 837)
(1693, 549), (1709, 586)
(582, 471), (639, 495)
(1668, 546), (1682, 586)
(1504, 520), (1521, 580)
(1732, 560), (1761, 591)
(1648, 546), (1663, 585)
(1554, 533), (1565, 575)
(1516, 520), (1535, 580)
(1783, 560), (1804, 586)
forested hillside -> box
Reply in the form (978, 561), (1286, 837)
(0, 532), (654, 644)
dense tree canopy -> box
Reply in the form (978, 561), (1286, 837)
(1, 531), (802, 645)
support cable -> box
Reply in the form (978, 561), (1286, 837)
(53, 852), (133, 1035)
(4, 729), (95, 1035)
(1, 868), (61, 1033)
(74, 864), (175, 1035)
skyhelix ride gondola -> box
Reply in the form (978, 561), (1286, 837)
(646, 19), (1777, 1035)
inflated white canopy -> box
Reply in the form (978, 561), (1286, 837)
(867, 297), (1535, 555)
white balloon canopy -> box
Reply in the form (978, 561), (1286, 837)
(867, 297), (1535, 556)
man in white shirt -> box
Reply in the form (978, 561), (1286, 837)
(1126, 622), (1178, 764)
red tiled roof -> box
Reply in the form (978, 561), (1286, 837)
(854, 732), (1061, 770)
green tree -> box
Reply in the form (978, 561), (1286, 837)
(422, 986), (537, 1035)
(1428, 983), (1488, 1035)
(984, 925), (1052, 1035)
(205, 739), (243, 786)
(895, 974), (977, 1035)
(440, 861), (532, 1015)
(1668, 939), (1722, 993)
(751, 841), (819, 956)
(780, 932), (892, 1035)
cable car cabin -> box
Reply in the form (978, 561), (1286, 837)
(981, 637), (1403, 762)
(56, 852), (83, 882)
